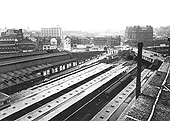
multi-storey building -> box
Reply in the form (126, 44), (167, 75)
(0, 29), (24, 53)
(125, 25), (153, 42)
(93, 36), (121, 47)
(93, 36), (109, 47)
(0, 29), (36, 53)
(64, 35), (91, 48)
(41, 26), (62, 39)
(18, 37), (36, 52)
(0, 28), (7, 34)
(1, 29), (24, 41)
(0, 36), (19, 53)
(110, 35), (121, 47)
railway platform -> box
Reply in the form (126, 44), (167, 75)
(0, 48), (166, 121)
(116, 57), (170, 121)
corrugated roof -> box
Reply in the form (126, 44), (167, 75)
(6, 72), (15, 76)
(32, 58), (77, 73)
(25, 68), (34, 72)
(13, 70), (22, 75)
(0, 52), (70, 67)
(0, 74), (12, 80)
(30, 66), (40, 70)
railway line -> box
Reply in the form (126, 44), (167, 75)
(0, 60), (130, 121)
(10, 62), (106, 103)
(1, 46), (166, 121)
(16, 66), (128, 121)
(90, 69), (153, 121)
(0, 51), (155, 121)
(56, 65), (137, 121)
(0, 62), (111, 120)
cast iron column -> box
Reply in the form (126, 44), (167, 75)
(136, 42), (143, 99)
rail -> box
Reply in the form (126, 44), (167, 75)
(16, 65), (128, 121)
(1, 62), (122, 120)
(10, 62), (102, 103)
(90, 69), (152, 121)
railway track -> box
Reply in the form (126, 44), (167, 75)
(0, 61), (129, 121)
(90, 69), (153, 121)
(56, 65), (137, 121)
(0, 63), (111, 120)
(14, 64), (128, 121)
(0, 61), (128, 121)
(10, 62), (108, 103)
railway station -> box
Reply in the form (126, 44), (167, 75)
(1, 0), (170, 120)
(0, 45), (169, 121)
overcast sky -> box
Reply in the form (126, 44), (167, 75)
(0, 0), (169, 31)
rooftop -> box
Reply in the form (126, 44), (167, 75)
(120, 57), (170, 120)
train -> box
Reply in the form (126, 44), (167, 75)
(104, 73), (132, 96)
(0, 92), (11, 110)
(100, 54), (119, 64)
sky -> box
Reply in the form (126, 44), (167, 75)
(0, 0), (170, 31)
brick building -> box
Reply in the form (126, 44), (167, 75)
(0, 36), (19, 53)
(41, 26), (62, 39)
(0, 29), (36, 53)
(93, 36), (121, 47)
(18, 37), (36, 52)
(0, 29), (24, 53)
(1, 29), (24, 41)
(125, 25), (153, 42)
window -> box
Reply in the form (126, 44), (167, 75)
(63, 65), (65, 70)
(51, 69), (55, 73)
(43, 71), (47, 76)
(55, 67), (58, 72)
(67, 64), (69, 68)
(47, 70), (50, 75)
(60, 66), (62, 71)
(73, 62), (77, 66)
